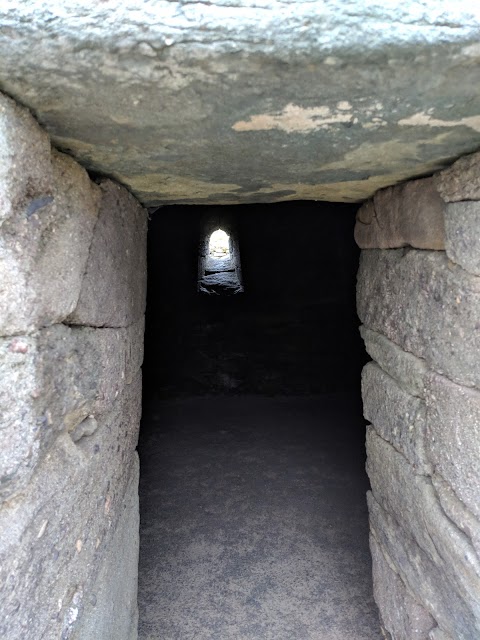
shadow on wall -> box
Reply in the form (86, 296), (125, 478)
(143, 201), (367, 401)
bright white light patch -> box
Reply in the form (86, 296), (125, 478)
(209, 229), (230, 257)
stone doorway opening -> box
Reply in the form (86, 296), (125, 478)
(138, 201), (378, 638)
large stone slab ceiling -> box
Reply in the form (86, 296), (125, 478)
(1, 1), (480, 205)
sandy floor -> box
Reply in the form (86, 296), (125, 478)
(138, 395), (382, 640)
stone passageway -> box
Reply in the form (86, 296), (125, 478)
(137, 395), (381, 639)
(2, 4), (480, 638)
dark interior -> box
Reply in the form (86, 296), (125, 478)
(137, 201), (380, 639)
(142, 200), (366, 402)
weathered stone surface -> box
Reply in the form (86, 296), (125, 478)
(357, 249), (480, 388)
(370, 533), (436, 639)
(429, 628), (454, 640)
(366, 429), (480, 639)
(432, 473), (480, 562)
(0, 149), (99, 335)
(435, 151), (480, 202)
(0, 375), (141, 640)
(355, 178), (445, 250)
(0, 335), (41, 504)
(73, 460), (139, 640)
(444, 201), (480, 276)
(2, 5), (480, 204)
(359, 326), (428, 397)
(0, 322), (144, 501)
(69, 180), (148, 327)
(425, 373), (480, 521)
(0, 92), (52, 227)
(362, 363), (429, 473)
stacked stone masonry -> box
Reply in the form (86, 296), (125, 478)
(356, 161), (480, 640)
(0, 93), (147, 640)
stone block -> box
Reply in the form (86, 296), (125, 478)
(444, 201), (480, 276)
(74, 464), (139, 640)
(34, 151), (101, 324)
(0, 375), (141, 640)
(357, 249), (480, 388)
(0, 335), (41, 504)
(355, 178), (445, 250)
(366, 429), (480, 639)
(69, 179), (148, 328)
(0, 150), (99, 335)
(435, 151), (480, 203)
(370, 532), (436, 639)
(360, 326), (427, 397)
(429, 628), (454, 640)
(362, 363), (429, 473)
(425, 373), (480, 521)
(431, 473), (480, 565)
(0, 323), (144, 501)
(0, 92), (52, 228)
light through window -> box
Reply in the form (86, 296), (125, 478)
(209, 229), (230, 258)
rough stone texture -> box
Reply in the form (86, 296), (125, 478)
(0, 92), (52, 227)
(0, 102), (146, 640)
(0, 144), (99, 335)
(355, 178), (445, 250)
(73, 459), (140, 640)
(357, 249), (480, 388)
(368, 491), (480, 640)
(425, 373), (480, 521)
(432, 473), (480, 562)
(435, 151), (480, 202)
(0, 376), (142, 640)
(366, 429), (480, 640)
(0, 321), (144, 502)
(444, 201), (480, 276)
(429, 628), (454, 640)
(370, 533), (436, 639)
(362, 363), (429, 473)
(359, 326), (428, 397)
(2, 4), (480, 204)
(358, 160), (480, 640)
(69, 180), (148, 328)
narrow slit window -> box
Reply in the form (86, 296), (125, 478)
(199, 227), (243, 295)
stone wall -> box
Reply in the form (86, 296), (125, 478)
(0, 93), (148, 639)
(356, 162), (480, 639)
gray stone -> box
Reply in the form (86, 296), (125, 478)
(0, 375), (142, 640)
(357, 249), (480, 388)
(34, 151), (101, 325)
(0, 322), (144, 501)
(2, 6), (480, 204)
(366, 429), (480, 639)
(425, 373), (480, 521)
(73, 459), (139, 640)
(0, 149), (99, 335)
(0, 334), (41, 504)
(444, 201), (480, 276)
(0, 92), (52, 227)
(370, 532), (436, 639)
(362, 363), (429, 473)
(359, 326), (428, 397)
(431, 473), (480, 563)
(435, 151), (480, 202)
(200, 270), (243, 295)
(69, 180), (148, 328)
(355, 178), (445, 250)
(429, 628), (454, 640)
